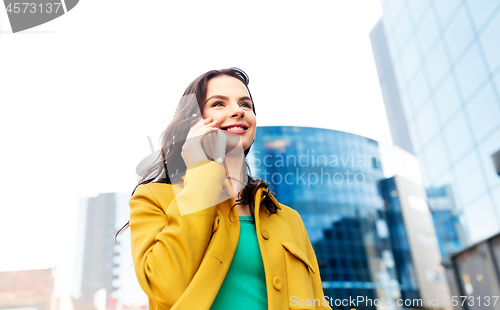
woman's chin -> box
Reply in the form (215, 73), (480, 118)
(222, 131), (245, 154)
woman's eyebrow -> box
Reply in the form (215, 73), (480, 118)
(205, 95), (253, 104)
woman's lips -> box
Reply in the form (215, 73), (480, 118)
(221, 127), (248, 135)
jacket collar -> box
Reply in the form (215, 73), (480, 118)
(180, 174), (283, 213)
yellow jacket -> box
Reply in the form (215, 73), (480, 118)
(129, 160), (333, 310)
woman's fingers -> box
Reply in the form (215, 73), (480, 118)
(181, 117), (220, 167)
(186, 118), (218, 141)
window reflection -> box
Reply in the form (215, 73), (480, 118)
(409, 0), (431, 24)
(416, 101), (439, 145)
(443, 5), (475, 62)
(393, 7), (412, 53)
(422, 133), (450, 180)
(454, 44), (489, 101)
(462, 195), (499, 242)
(434, 0), (462, 29)
(478, 127), (500, 189)
(465, 82), (500, 141)
(433, 77), (462, 124)
(424, 41), (450, 87)
(400, 39), (420, 83)
(454, 150), (488, 204)
(478, 10), (500, 71)
(466, 1), (500, 31)
(408, 68), (430, 113)
(417, 8), (440, 54)
(443, 110), (474, 164)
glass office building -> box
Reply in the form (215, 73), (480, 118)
(248, 126), (449, 309)
(370, 1), (500, 249)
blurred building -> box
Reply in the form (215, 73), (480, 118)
(0, 269), (61, 310)
(381, 176), (449, 305)
(248, 126), (450, 309)
(442, 232), (500, 310)
(73, 192), (147, 310)
(370, 0), (500, 253)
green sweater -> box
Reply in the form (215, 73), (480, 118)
(210, 216), (268, 310)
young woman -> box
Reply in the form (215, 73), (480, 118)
(124, 68), (332, 310)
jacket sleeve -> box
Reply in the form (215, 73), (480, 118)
(129, 160), (227, 308)
(298, 215), (333, 310)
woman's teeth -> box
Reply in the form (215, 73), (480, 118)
(225, 127), (245, 130)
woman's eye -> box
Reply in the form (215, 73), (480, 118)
(212, 102), (224, 107)
(241, 102), (251, 108)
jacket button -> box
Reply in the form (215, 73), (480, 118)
(272, 276), (282, 291)
(261, 228), (269, 240)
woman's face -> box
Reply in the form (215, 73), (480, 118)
(202, 75), (257, 151)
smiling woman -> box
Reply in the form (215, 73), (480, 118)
(117, 68), (332, 310)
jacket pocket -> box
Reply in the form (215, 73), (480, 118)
(281, 242), (316, 310)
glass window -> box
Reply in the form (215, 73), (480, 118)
(415, 101), (439, 145)
(407, 68), (430, 112)
(462, 195), (499, 243)
(434, 171), (465, 209)
(407, 120), (423, 155)
(454, 44), (489, 101)
(400, 39), (421, 82)
(495, 71), (500, 96)
(491, 185), (500, 218)
(421, 133), (450, 181)
(400, 89), (416, 120)
(443, 5), (475, 62)
(434, 0), (462, 28)
(417, 8), (440, 54)
(454, 150), (488, 204)
(420, 157), (433, 186)
(394, 7), (413, 51)
(386, 0), (407, 29)
(409, 0), (432, 24)
(478, 10), (500, 71)
(466, 82), (500, 141)
(443, 110), (475, 164)
(424, 41), (450, 87)
(433, 76), (462, 124)
(466, 0), (500, 31)
(477, 126), (500, 189)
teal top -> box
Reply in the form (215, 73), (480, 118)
(210, 216), (268, 310)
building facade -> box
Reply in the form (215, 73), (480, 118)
(370, 0), (500, 249)
(248, 126), (449, 309)
(73, 192), (148, 309)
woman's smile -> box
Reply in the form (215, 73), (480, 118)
(220, 123), (249, 135)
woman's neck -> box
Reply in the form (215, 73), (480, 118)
(222, 144), (247, 202)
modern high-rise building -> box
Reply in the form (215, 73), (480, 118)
(73, 193), (117, 304)
(248, 126), (450, 309)
(73, 192), (147, 309)
(370, 0), (500, 251)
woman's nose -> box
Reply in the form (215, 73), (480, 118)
(229, 104), (245, 118)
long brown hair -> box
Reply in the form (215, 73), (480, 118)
(115, 68), (278, 240)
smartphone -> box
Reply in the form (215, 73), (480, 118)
(201, 130), (227, 164)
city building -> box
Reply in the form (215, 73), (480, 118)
(370, 0), (500, 252)
(248, 126), (450, 309)
(380, 176), (450, 305)
(442, 232), (500, 310)
(0, 269), (62, 310)
(73, 192), (147, 309)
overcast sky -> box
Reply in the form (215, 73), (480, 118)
(0, 0), (389, 296)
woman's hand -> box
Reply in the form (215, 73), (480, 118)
(181, 117), (220, 168)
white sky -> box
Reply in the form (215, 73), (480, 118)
(0, 0), (390, 297)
